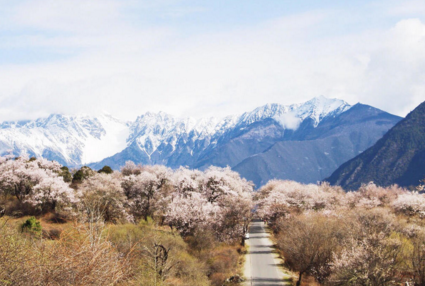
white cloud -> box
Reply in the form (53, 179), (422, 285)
(384, 0), (425, 16)
(0, 1), (424, 122)
(355, 18), (425, 115)
(274, 113), (301, 130)
(8, 0), (126, 33)
(161, 6), (207, 18)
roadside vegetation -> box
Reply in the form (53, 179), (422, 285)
(3, 153), (425, 286)
(0, 155), (253, 286)
(256, 180), (425, 286)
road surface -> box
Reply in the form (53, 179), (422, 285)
(243, 219), (290, 286)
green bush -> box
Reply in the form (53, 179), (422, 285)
(59, 166), (72, 182)
(72, 166), (95, 183)
(21, 217), (42, 235)
(72, 170), (84, 182)
(98, 165), (113, 174)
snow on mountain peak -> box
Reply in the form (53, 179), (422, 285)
(128, 112), (239, 157)
(239, 96), (351, 129)
(128, 97), (350, 158)
(0, 113), (130, 166)
(296, 95), (351, 126)
(0, 96), (351, 166)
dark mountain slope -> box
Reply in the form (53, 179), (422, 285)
(326, 101), (425, 190)
(193, 118), (319, 170)
(234, 104), (401, 187)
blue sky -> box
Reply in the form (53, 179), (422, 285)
(0, 0), (424, 121)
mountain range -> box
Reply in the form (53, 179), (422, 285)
(0, 96), (402, 187)
(326, 100), (425, 190)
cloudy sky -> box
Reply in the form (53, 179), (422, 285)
(0, 0), (424, 121)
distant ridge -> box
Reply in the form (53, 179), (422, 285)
(0, 96), (401, 186)
(326, 101), (425, 190)
(233, 103), (401, 186)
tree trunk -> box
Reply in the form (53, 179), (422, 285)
(296, 272), (303, 286)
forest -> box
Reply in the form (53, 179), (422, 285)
(0, 155), (253, 285)
(1, 154), (425, 285)
(256, 180), (425, 285)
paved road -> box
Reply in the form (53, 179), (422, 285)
(243, 219), (290, 286)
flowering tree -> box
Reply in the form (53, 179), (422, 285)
(78, 172), (129, 223)
(120, 161), (142, 176)
(166, 191), (221, 236)
(329, 234), (404, 285)
(344, 183), (405, 209)
(392, 191), (425, 217)
(171, 167), (201, 195)
(0, 155), (76, 212)
(34, 157), (62, 172)
(256, 180), (344, 223)
(166, 166), (253, 242)
(203, 167), (254, 240)
(30, 170), (77, 212)
(122, 165), (172, 221)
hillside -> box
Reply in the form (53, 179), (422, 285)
(233, 104), (401, 186)
(326, 101), (425, 190)
(0, 96), (401, 187)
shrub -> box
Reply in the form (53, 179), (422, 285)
(59, 166), (73, 182)
(208, 245), (239, 285)
(98, 165), (113, 174)
(72, 166), (95, 183)
(21, 216), (42, 236)
(410, 231), (425, 285)
(0, 219), (132, 285)
(108, 223), (210, 285)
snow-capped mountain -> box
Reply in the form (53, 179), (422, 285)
(238, 95), (350, 127)
(127, 112), (239, 159)
(0, 96), (348, 168)
(0, 96), (399, 186)
(125, 95), (351, 160)
(0, 113), (130, 167)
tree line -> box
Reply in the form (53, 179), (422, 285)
(256, 180), (425, 285)
(0, 155), (253, 285)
